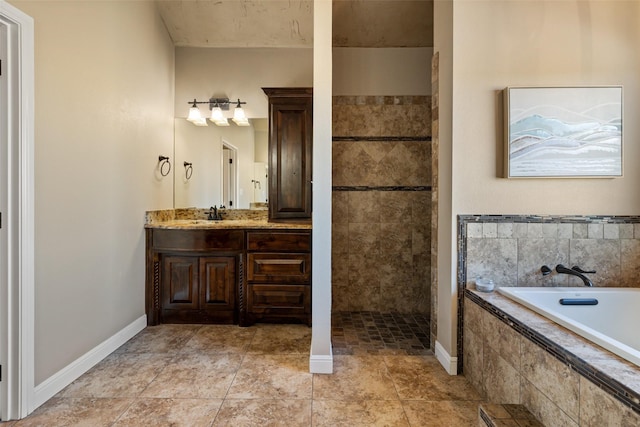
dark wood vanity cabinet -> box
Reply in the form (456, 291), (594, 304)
(243, 231), (312, 326)
(146, 227), (311, 327)
(146, 229), (243, 325)
(161, 255), (237, 323)
(263, 87), (313, 221)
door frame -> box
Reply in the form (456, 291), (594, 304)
(0, 1), (35, 420)
(220, 139), (238, 208)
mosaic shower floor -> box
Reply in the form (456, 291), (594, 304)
(331, 311), (431, 355)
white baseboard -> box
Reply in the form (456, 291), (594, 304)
(435, 340), (458, 375)
(32, 315), (147, 410)
(309, 347), (333, 374)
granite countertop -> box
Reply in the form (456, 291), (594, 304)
(145, 219), (312, 230)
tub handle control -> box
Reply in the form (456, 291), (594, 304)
(540, 265), (552, 276)
(571, 266), (596, 274)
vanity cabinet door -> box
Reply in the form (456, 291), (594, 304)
(263, 87), (312, 221)
(162, 255), (199, 310)
(200, 256), (236, 312)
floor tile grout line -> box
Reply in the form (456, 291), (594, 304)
(106, 326), (207, 426)
(209, 325), (258, 426)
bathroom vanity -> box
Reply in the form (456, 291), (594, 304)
(145, 217), (311, 327)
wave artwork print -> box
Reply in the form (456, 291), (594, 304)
(506, 87), (622, 178)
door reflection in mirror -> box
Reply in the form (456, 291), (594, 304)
(174, 118), (268, 209)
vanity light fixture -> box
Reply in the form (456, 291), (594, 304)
(187, 99), (202, 122)
(232, 99), (250, 126)
(186, 97), (248, 127)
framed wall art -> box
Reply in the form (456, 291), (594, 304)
(504, 86), (623, 178)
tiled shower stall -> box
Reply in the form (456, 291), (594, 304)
(330, 95), (432, 353)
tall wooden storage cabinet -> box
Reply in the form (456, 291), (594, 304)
(262, 87), (313, 221)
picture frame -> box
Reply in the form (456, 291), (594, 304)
(504, 86), (623, 178)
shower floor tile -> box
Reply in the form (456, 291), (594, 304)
(331, 311), (431, 355)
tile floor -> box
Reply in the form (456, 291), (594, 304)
(331, 311), (431, 355)
(3, 321), (484, 426)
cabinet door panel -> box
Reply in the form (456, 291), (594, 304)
(264, 88), (312, 220)
(200, 257), (235, 311)
(162, 256), (198, 309)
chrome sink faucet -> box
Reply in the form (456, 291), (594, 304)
(555, 264), (595, 287)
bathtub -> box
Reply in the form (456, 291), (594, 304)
(497, 287), (640, 367)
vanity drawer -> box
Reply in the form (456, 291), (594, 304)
(246, 231), (311, 252)
(152, 229), (244, 251)
(247, 253), (310, 283)
(247, 284), (310, 312)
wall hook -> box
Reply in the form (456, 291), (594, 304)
(158, 155), (171, 177)
(184, 161), (193, 180)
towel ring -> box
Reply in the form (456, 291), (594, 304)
(158, 155), (171, 177)
(184, 161), (193, 180)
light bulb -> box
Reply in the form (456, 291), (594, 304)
(233, 106), (247, 121)
(187, 105), (202, 122)
(210, 106), (224, 122)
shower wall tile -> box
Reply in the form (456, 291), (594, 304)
(332, 192), (349, 224)
(332, 223), (349, 256)
(348, 191), (380, 223)
(430, 53), (439, 350)
(332, 140), (430, 187)
(331, 95), (432, 314)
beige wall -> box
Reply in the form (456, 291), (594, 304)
(436, 0), (640, 362)
(333, 48), (433, 96)
(174, 47), (313, 119)
(9, 0), (175, 384)
(174, 119), (255, 209)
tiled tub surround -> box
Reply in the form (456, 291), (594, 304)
(464, 290), (640, 426)
(331, 95), (432, 315)
(461, 215), (640, 289)
(458, 215), (640, 426)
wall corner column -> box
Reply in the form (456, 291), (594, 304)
(310, 0), (333, 374)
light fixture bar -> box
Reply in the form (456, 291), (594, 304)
(187, 97), (248, 126)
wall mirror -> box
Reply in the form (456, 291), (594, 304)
(171, 46), (313, 210)
(173, 117), (269, 209)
